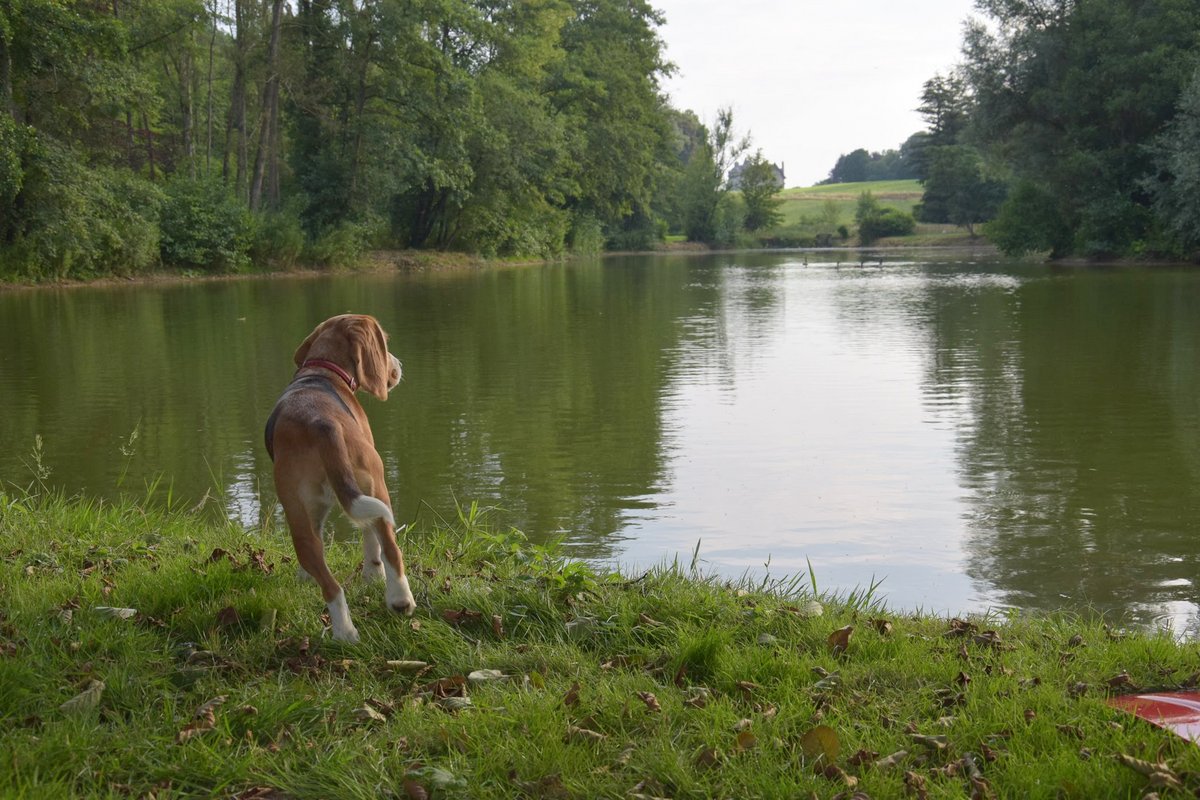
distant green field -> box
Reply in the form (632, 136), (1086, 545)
(776, 179), (923, 229)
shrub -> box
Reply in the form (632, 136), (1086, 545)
(249, 207), (306, 270)
(984, 181), (1072, 257)
(567, 213), (605, 255)
(854, 191), (915, 244)
(0, 134), (162, 280)
(159, 176), (251, 272)
(858, 207), (916, 244)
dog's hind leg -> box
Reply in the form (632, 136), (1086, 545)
(280, 485), (359, 643)
(361, 524), (385, 583)
(377, 518), (415, 616)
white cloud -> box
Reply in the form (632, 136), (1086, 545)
(654, 0), (977, 186)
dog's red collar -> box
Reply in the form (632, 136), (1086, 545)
(298, 359), (358, 391)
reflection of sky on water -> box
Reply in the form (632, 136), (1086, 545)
(609, 258), (993, 615)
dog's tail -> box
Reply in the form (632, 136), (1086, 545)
(315, 423), (395, 529)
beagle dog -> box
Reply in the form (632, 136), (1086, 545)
(265, 314), (415, 642)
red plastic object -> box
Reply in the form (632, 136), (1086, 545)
(1108, 692), (1200, 742)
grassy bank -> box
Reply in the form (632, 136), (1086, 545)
(755, 180), (979, 250)
(3, 494), (1199, 798)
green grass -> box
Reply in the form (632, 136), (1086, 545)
(774, 180), (922, 235)
(3, 492), (1199, 798)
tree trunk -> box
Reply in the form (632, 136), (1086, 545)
(250, 0), (284, 211)
(205, 0), (217, 176)
(223, 0), (248, 197)
(142, 110), (157, 180)
(348, 22), (377, 204)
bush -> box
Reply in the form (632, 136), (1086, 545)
(0, 135), (163, 280)
(249, 207), (306, 270)
(605, 210), (664, 252)
(305, 215), (388, 268)
(984, 181), (1071, 257)
(567, 213), (605, 255)
(711, 193), (746, 247)
(159, 176), (251, 272)
(857, 207), (916, 244)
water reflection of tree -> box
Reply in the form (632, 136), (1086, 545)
(917, 268), (1200, 630)
(1, 258), (763, 564)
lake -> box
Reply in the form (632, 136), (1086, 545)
(2, 251), (1198, 632)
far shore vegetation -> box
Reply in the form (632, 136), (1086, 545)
(5, 1), (1200, 285)
(5, 491), (1200, 798)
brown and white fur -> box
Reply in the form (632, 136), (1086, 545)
(264, 314), (415, 642)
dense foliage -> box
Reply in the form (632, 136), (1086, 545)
(0, 0), (741, 279)
(820, 142), (922, 185)
(933, 0), (1200, 258)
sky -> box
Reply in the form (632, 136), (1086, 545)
(652, 0), (979, 187)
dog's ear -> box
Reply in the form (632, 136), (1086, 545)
(352, 316), (391, 400)
(293, 318), (331, 368)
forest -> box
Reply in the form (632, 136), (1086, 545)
(906, 0), (1200, 259)
(5, 1), (1200, 279)
(0, 0), (763, 280)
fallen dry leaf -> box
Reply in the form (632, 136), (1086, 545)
(177, 695), (227, 743)
(799, 724), (841, 764)
(635, 691), (661, 713)
(492, 614), (504, 638)
(904, 770), (929, 799)
(817, 764), (857, 787)
(441, 608), (484, 626)
(828, 625), (854, 655)
(1115, 754), (1183, 791)
(683, 687), (711, 708)
(563, 681), (581, 708)
(215, 606), (241, 627)
(871, 618), (893, 636)
(1106, 671), (1138, 691)
(847, 748), (880, 766)
(637, 612), (664, 627)
(402, 779), (430, 800)
(564, 724), (606, 743)
(59, 679), (104, 715)
(385, 660), (430, 672)
(695, 746), (721, 769)
(734, 730), (758, 752)
(909, 733), (949, 751)
(350, 705), (387, 724)
(467, 669), (507, 684)
(875, 750), (909, 770)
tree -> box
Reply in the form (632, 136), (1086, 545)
(677, 106), (749, 244)
(739, 150), (784, 232)
(824, 148), (870, 184)
(960, 0), (1200, 257)
(915, 145), (1006, 235)
(917, 72), (969, 146)
(1148, 68), (1200, 256)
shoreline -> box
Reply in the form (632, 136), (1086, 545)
(3, 239), (1193, 293)
(0, 241), (992, 293)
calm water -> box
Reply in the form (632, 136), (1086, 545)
(3, 252), (1199, 631)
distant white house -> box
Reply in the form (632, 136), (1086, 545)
(728, 159), (785, 190)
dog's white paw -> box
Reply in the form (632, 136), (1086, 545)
(384, 571), (416, 616)
(327, 590), (360, 642)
